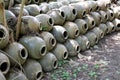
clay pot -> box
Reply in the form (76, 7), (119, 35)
(75, 19), (88, 34)
(35, 14), (54, 31)
(0, 25), (9, 49)
(64, 39), (80, 56)
(23, 59), (43, 80)
(52, 43), (68, 60)
(51, 25), (68, 43)
(75, 35), (90, 51)
(63, 22), (80, 39)
(106, 22), (115, 34)
(39, 52), (58, 72)
(40, 31), (56, 51)
(47, 9), (66, 25)
(84, 14), (95, 29)
(59, 5), (77, 21)
(85, 32), (98, 47)
(19, 36), (47, 59)
(4, 42), (28, 66)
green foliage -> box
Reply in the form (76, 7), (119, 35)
(58, 60), (68, 66)
(88, 71), (98, 78)
(42, 26), (48, 31)
(94, 64), (100, 69)
(82, 64), (88, 70)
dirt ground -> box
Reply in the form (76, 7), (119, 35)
(42, 32), (120, 80)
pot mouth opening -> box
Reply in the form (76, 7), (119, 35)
(63, 31), (68, 39)
(100, 32), (104, 38)
(84, 24), (88, 30)
(50, 38), (56, 47)
(39, 10), (42, 14)
(86, 41), (90, 49)
(36, 71), (42, 79)
(89, 8), (92, 12)
(76, 45), (80, 52)
(111, 13), (114, 17)
(61, 11), (65, 18)
(105, 14), (108, 20)
(48, 18), (53, 25)
(0, 62), (8, 73)
(53, 60), (58, 69)
(95, 37), (98, 44)
(112, 26), (115, 31)
(63, 51), (68, 59)
(40, 46), (46, 55)
(82, 11), (86, 17)
(117, 24), (120, 28)
(72, 9), (77, 15)
(19, 48), (28, 59)
(0, 29), (5, 39)
(96, 6), (99, 11)
(92, 20), (95, 26)
(75, 30), (79, 37)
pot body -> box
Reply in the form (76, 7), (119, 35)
(19, 36), (47, 59)
(106, 22), (115, 34)
(23, 59), (43, 80)
(59, 5), (77, 21)
(52, 43), (68, 60)
(10, 7), (29, 17)
(35, 14), (54, 31)
(24, 4), (41, 16)
(0, 51), (10, 74)
(39, 52), (58, 72)
(0, 25), (9, 49)
(75, 19), (88, 34)
(77, 2), (91, 14)
(5, 10), (17, 28)
(40, 31), (56, 51)
(39, 3), (50, 14)
(86, 1), (99, 12)
(47, 9), (66, 25)
(6, 69), (28, 80)
(51, 25), (68, 43)
(112, 18), (120, 31)
(90, 12), (101, 26)
(99, 10), (108, 23)
(63, 22), (80, 39)
(4, 42), (28, 66)
(21, 16), (41, 35)
(75, 35), (90, 51)
(64, 39), (80, 56)
(96, 1), (107, 11)
(106, 9), (115, 21)
(84, 14), (95, 30)
(91, 27), (104, 40)
(70, 3), (86, 18)
(99, 23), (108, 35)
(85, 32), (98, 47)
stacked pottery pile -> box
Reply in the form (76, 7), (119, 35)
(0, 0), (119, 80)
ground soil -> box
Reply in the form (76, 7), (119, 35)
(42, 32), (120, 80)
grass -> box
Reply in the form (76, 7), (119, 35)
(88, 71), (98, 78)
(50, 61), (101, 80)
